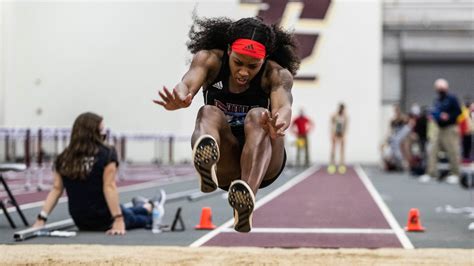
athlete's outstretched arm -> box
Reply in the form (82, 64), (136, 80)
(262, 67), (294, 138)
(153, 50), (218, 110)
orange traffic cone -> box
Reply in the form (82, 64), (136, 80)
(405, 208), (425, 232)
(195, 207), (216, 230)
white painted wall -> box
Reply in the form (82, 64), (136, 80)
(2, 0), (381, 163)
(0, 1), (4, 125)
(288, 0), (382, 163)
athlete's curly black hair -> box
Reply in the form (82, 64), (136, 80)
(187, 16), (300, 76)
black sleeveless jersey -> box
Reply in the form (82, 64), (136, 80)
(203, 52), (270, 128)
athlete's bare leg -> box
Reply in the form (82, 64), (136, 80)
(240, 107), (286, 195)
(228, 107), (285, 232)
(191, 105), (241, 188)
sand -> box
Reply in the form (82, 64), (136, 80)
(0, 245), (473, 265)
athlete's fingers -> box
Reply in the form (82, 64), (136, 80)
(163, 86), (174, 100)
(268, 128), (285, 139)
(152, 99), (166, 106)
(158, 91), (169, 102)
(158, 90), (168, 100)
(261, 111), (269, 124)
(161, 86), (169, 94)
(274, 121), (286, 130)
(272, 112), (279, 123)
(264, 110), (273, 121)
(156, 87), (163, 95)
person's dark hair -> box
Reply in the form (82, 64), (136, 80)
(338, 103), (345, 115)
(187, 16), (300, 75)
(55, 112), (104, 180)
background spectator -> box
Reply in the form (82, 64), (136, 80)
(291, 109), (314, 167)
(419, 79), (462, 183)
(32, 112), (157, 234)
(328, 103), (349, 174)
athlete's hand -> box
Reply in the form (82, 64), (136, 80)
(261, 110), (286, 139)
(153, 86), (192, 110)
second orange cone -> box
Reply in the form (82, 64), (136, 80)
(405, 208), (425, 232)
(195, 207), (216, 230)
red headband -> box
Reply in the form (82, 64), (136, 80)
(231, 38), (266, 59)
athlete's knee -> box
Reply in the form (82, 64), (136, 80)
(197, 105), (225, 120)
(244, 107), (267, 126)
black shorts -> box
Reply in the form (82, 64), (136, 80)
(218, 126), (287, 191)
(231, 125), (246, 149)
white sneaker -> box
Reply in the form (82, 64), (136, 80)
(418, 174), (432, 183)
(445, 175), (459, 185)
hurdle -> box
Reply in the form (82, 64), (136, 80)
(114, 132), (189, 165)
(14, 218), (75, 241)
(1, 126), (191, 167)
(0, 127), (194, 194)
(0, 163), (29, 228)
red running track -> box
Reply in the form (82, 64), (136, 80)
(200, 166), (405, 248)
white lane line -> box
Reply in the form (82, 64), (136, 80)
(189, 165), (320, 247)
(354, 165), (414, 249)
(0, 175), (195, 214)
(220, 227), (395, 234)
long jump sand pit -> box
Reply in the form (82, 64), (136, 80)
(0, 245), (472, 265)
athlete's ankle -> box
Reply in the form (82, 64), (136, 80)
(238, 179), (258, 195)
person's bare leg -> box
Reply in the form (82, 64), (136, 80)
(261, 136), (286, 180)
(228, 108), (285, 233)
(330, 136), (336, 165)
(191, 105), (241, 191)
(239, 108), (272, 195)
(191, 105), (226, 147)
(340, 138), (345, 166)
(327, 136), (337, 173)
(337, 138), (347, 173)
(296, 138), (301, 167)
